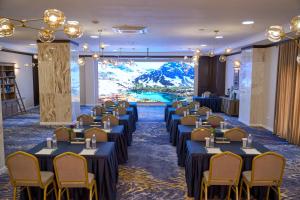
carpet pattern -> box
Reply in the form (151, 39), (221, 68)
(0, 106), (299, 199)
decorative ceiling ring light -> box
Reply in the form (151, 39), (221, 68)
(0, 9), (83, 42)
(266, 15), (300, 63)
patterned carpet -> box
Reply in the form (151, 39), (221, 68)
(0, 106), (300, 199)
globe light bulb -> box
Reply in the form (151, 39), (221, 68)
(208, 50), (215, 57)
(290, 15), (300, 35)
(234, 60), (241, 68)
(219, 55), (226, 62)
(266, 25), (285, 42)
(38, 29), (55, 43)
(92, 53), (99, 60)
(78, 57), (85, 66)
(43, 9), (65, 28)
(82, 43), (89, 51)
(33, 54), (38, 59)
(0, 18), (15, 37)
(64, 21), (83, 39)
(225, 48), (232, 54)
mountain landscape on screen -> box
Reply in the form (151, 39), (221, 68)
(98, 62), (194, 102)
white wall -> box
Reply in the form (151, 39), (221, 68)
(80, 57), (98, 105)
(0, 51), (34, 109)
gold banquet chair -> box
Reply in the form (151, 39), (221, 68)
(6, 151), (57, 200)
(114, 106), (127, 115)
(175, 106), (188, 116)
(102, 115), (119, 126)
(118, 100), (130, 108)
(224, 127), (247, 142)
(181, 115), (197, 126)
(92, 106), (104, 116)
(172, 101), (182, 108)
(207, 115), (224, 127)
(191, 127), (212, 141)
(85, 127), (108, 142)
(200, 152), (243, 200)
(77, 114), (94, 125)
(53, 152), (98, 200)
(197, 106), (212, 116)
(187, 101), (199, 109)
(239, 152), (286, 200)
(104, 100), (115, 108)
(55, 127), (76, 142)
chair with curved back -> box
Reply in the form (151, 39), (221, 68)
(175, 107), (188, 116)
(6, 151), (57, 200)
(114, 106), (127, 115)
(172, 101), (182, 108)
(77, 114), (94, 125)
(239, 152), (285, 200)
(200, 152), (243, 200)
(53, 152), (98, 200)
(191, 127), (212, 141)
(197, 107), (212, 116)
(54, 127), (76, 142)
(102, 115), (119, 126)
(224, 127), (247, 142)
(84, 127), (108, 142)
(118, 100), (130, 108)
(187, 101), (199, 109)
(181, 115), (197, 126)
(92, 106), (104, 116)
(207, 115), (224, 127)
(104, 100), (115, 108)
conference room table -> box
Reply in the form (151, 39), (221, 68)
(94, 114), (136, 146)
(129, 102), (139, 122)
(192, 96), (222, 112)
(105, 106), (137, 123)
(73, 125), (128, 164)
(23, 141), (118, 200)
(169, 114), (207, 146)
(164, 102), (188, 122)
(176, 125), (231, 167)
(185, 141), (271, 200)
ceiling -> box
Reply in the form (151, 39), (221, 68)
(0, 0), (299, 55)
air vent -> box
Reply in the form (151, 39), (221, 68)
(112, 25), (147, 34)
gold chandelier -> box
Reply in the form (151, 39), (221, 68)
(0, 9), (83, 42)
(266, 15), (300, 63)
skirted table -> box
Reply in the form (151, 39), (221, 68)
(192, 97), (222, 112)
(176, 125), (230, 167)
(74, 125), (128, 164)
(185, 141), (275, 200)
(24, 141), (118, 200)
(129, 102), (139, 122)
(168, 114), (207, 146)
(94, 114), (136, 146)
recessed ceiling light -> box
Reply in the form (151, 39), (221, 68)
(113, 49), (118, 52)
(201, 44), (207, 47)
(29, 43), (36, 46)
(215, 35), (223, 39)
(90, 35), (99, 38)
(242, 20), (254, 25)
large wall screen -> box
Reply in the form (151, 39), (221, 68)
(98, 61), (194, 103)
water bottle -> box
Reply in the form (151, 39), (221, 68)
(52, 134), (57, 149)
(116, 111), (119, 119)
(79, 118), (83, 127)
(90, 110), (94, 117)
(76, 120), (79, 128)
(91, 134), (96, 149)
(107, 118), (111, 129)
(187, 109), (190, 115)
(199, 118), (202, 126)
(210, 133), (214, 148)
(247, 134), (253, 148)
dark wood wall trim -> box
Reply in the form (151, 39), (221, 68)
(32, 58), (39, 106)
(1, 48), (33, 56)
(37, 39), (79, 46)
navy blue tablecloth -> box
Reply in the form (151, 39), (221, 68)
(192, 97), (222, 112)
(24, 141), (118, 200)
(94, 114), (135, 146)
(74, 125), (128, 164)
(129, 103), (138, 121)
(177, 125), (229, 167)
(185, 141), (273, 200)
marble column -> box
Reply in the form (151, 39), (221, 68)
(38, 41), (80, 125)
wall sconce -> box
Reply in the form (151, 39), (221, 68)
(233, 60), (241, 72)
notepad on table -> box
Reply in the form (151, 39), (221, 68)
(206, 147), (222, 154)
(90, 124), (102, 127)
(102, 129), (111, 133)
(73, 128), (84, 133)
(242, 148), (261, 155)
(79, 149), (97, 155)
(35, 148), (55, 155)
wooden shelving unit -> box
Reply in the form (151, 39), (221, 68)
(0, 62), (22, 117)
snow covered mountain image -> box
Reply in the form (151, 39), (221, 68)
(133, 62), (194, 87)
(98, 61), (194, 102)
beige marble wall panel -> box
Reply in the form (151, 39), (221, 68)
(38, 42), (72, 124)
